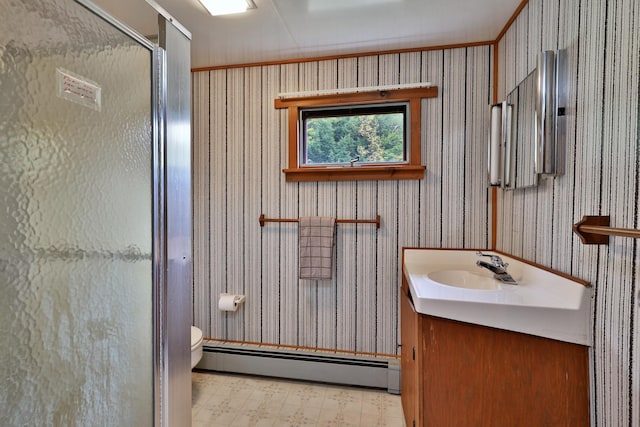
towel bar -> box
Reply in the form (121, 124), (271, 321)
(259, 214), (381, 229)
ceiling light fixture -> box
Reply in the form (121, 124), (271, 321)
(198, 0), (256, 16)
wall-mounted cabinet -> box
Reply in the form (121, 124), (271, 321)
(488, 50), (566, 190)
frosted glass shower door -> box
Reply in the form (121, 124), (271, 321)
(1, 0), (155, 425)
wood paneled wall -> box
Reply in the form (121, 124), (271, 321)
(496, 0), (640, 425)
(193, 46), (492, 356)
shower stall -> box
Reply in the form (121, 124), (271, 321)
(0, 0), (192, 425)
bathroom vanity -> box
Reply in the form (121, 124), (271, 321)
(400, 248), (591, 426)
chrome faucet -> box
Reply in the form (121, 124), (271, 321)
(476, 251), (517, 285)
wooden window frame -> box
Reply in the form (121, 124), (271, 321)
(275, 87), (438, 182)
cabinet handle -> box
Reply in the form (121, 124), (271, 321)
(412, 346), (415, 360)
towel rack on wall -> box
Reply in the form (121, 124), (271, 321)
(259, 214), (381, 229)
(573, 215), (640, 245)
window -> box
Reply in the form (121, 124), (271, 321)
(275, 86), (438, 182)
(301, 103), (408, 167)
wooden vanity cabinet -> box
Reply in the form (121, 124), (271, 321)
(400, 274), (590, 427)
(400, 283), (420, 426)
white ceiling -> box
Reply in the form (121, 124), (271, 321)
(91, 0), (522, 69)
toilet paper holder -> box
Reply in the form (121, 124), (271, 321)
(218, 293), (246, 312)
(228, 294), (245, 304)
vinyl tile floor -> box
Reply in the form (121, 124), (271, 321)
(192, 371), (406, 427)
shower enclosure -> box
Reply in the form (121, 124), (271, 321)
(0, 0), (192, 425)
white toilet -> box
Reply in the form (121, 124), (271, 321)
(191, 326), (203, 369)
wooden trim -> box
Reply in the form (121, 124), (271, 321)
(279, 87), (434, 182)
(490, 1), (529, 253)
(202, 338), (400, 359)
(287, 106), (299, 169)
(283, 165), (426, 182)
(409, 96), (422, 165)
(492, 249), (591, 288)
(274, 87), (438, 109)
(190, 1), (527, 74)
(495, 0), (530, 43)
(192, 41), (495, 72)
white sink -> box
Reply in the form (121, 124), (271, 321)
(403, 249), (592, 346)
(427, 270), (500, 290)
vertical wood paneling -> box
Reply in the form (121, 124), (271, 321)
(527, 0), (542, 68)
(497, 33), (507, 102)
(335, 58), (358, 351)
(497, 0), (640, 424)
(209, 70), (227, 339)
(398, 51), (422, 249)
(244, 67), (263, 342)
(193, 45), (491, 357)
(279, 64), (299, 346)
(598, 0), (638, 422)
(376, 54), (401, 353)
(441, 48), (466, 247)
(226, 68), (245, 340)
(532, 0), (559, 267)
(420, 50), (444, 247)
(499, 20), (516, 254)
(515, 6), (536, 261)
(515, 3), (538, 260)
(297, 61), (319, 348)
(356, 185), (377, 353)
(356, 55), (379, 353)
(551, 0), (579, 273)
(571, 0), (603, 284)
(496, 35), (507, 252)
(625, 1), (640, 418)
(193, 72), (211, 336)
(336, 185), (357, 351)
(464, 46), (491, 248)
(396, 51), (423, 352)
(503, 21), (518, 97)
(573, 2), (609, 421)
(316, 59), (339, 350)
(515, 8), (530, 83)
(488, 44), (496, 249)
(261, 65), (281, 344)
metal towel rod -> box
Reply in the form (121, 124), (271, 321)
(573, 215), (640, 245)
(259, 214), (381, 229)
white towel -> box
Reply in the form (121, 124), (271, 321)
(299, 216), (336, 280)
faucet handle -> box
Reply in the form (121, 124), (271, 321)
(476, 251), (508, 268)
(476, 251), (496, 260)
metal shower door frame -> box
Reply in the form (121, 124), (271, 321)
(73, 1), (193, 425)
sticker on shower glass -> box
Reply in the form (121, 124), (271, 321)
(56, 68), (102, 112)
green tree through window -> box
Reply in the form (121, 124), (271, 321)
(303, 105), (406, 165)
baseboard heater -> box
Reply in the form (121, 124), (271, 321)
(197, 343), (400, 394)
